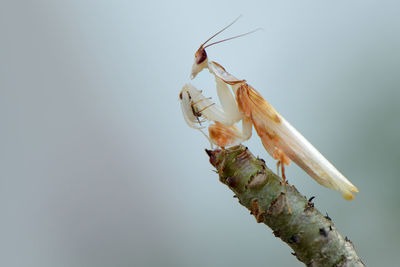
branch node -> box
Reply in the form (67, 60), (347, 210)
(246, 171), (267, 189)
(267, 193), (287, 216)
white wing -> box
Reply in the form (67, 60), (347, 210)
(237, 83), (358, 200)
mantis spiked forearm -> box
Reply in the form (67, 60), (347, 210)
(206, 145), (364, 267)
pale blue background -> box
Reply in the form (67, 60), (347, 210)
(1, 1), (399, 266)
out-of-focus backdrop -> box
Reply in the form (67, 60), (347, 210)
(1, 1), (399, 266)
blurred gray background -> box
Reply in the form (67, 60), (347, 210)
(1, 0), (399, 266)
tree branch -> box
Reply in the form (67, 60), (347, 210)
(206, 145), (364, 267)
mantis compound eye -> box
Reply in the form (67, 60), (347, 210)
(195, 47), (207, 65)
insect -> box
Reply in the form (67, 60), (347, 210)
(181, 17), (359, 200)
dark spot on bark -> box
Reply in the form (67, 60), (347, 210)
(345, 236), (354, 246)
(225, 176), (239, 187)
(304, 203), (314, 214)
(329, 225), (333, 231)
(325, 212), (332, 221)
(261, 164), (266, 170)
(205, 149), (221, 167)
(257, 158), (267, 170)
(319, 227), (328, 237)
(233, 195), (238, 198)
(250, 199), (265, 223)
(288, 235), (300, 244)
(291, 252), (296, 256)
(273, 230), (281, 237)
(304, 196), (315, 213)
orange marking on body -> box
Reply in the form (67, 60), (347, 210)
(236, 84), (281, 123)
(209, 122), (237, 147)
(236, 83), (292, 167)
(273, 149), (291, 166)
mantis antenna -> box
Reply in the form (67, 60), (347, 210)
(201, 15), (262, 49)
(204, 28), (262, 48)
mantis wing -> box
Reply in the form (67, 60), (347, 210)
(236, 84), (358, 200)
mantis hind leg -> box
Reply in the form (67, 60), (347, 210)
(276, 161), (281, 177)
(273, 149), (290, 179)
(275, 153), (292, 214)
(280, 160), (286, 182)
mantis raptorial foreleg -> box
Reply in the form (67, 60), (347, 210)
(180, 84), (252, 147)
(180, 84), (236, 126)
(214, 78), (242, 126)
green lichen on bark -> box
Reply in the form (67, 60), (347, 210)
(206, 145), (364, 267)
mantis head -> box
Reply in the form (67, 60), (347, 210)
(191, 46), (208, 79)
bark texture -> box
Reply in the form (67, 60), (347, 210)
(206, 145), (364, 267)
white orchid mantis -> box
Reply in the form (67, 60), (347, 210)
(180, 17), (358, 200)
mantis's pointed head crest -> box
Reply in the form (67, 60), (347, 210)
(191, 46), (208, 79)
